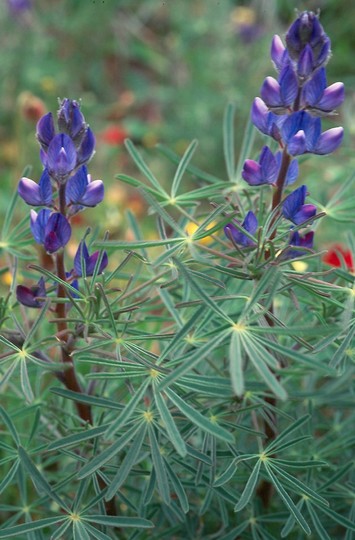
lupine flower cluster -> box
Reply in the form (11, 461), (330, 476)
(16, 99), (108, 307)
(225, 11), (344, 257)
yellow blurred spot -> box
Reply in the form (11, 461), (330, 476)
(1, 271), (13, 286)
(18, 349), (27, 360)
(40, 77), (57, 93)
(259, 452), (268, 462)
(292, 261), (308, 272)
(231, 6), (256, 26)
(210, 415), (218, 424)
(142, 132), (158, 148)
(185, 220), (217, 245)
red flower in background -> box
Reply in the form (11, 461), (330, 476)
(99, 125), (128, 146)
(323, 244), (354, 272)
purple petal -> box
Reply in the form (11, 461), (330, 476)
(317, 83), (344, 112)
(251, 98), (269, 134)
(279, 65), (298, 106)
(260, 77), (282, 107)
(270, 35), (286, 71)
(297, 44), (314, 79)
(77, 128), (95, 165)
(38, 169), (53, 205)
(287, 130), (306, 156)
(243, 211), (258, 236)
(302, 68), (327, 107)
(18, 178), (42, 206)
(47, 134), (77, 179)
(259, 146), (278, 184)
(58, 99), (85, 139)
(314, 127), (343, 155)
(293, 204), (317, 225)
(36, 113), (55, 149)
(242, 159), (262, 185)
(16, 277), (46, 309)
(282, 185), (307, 221)
(65, 166), (88, 204)
(74, 241), (90, 276)
(285, 158), (299, 186)
(80, 180), (104, 207)
(44, 213), (71, 253)
(30, 208), (51, 244)
(304, 116), (321, 151)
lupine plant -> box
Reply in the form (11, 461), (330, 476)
(1, 11), (355, 540)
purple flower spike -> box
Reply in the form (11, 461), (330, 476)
(285, 11), (331, 69)
(36, 113), (56, 150)
(45, 134), (77, 182)
(16, 277), (46, 308)
(242, 146), (278, 186)
(18, 169), (52, 207)
(224, 211), (258, 247)
(74, 241), (108, 277)
(43, 213), (72, 253)
(66, 166), (104, 207)
(58, 99), (86, 140)
(77, 127), (95, 166)
(282, 185), (317, 225)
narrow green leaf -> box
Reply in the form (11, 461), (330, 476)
(47, 425), (108, 451)
(171, 139), (198, 198)
(312, 503), (355, 532)
(173, 257), (233, 324)
(154, 388), (186, 456)
(20, 359), (34, 403)
(241, 334), (287, 400)
(241, 267), (280, 319)
(83, 515), (154, 528)
(165, 388), (234, 443)
(265, 415), (310, 454)
(104, 379), (150, 440)
(23, 302), (51, 348)
(330, 323), (355, 368)
(18, 446), (66, 509)
(140, 188), (185, 236)
(229, 330), (244, 396)
(271, 463), (329, 506)
(73, 521), (90, 540)
(214, 459), (238, 487)
(264, 463), (311, 535)
(50, 387), (123, 410)
(165, 460), (189, 513)
(81, 522), (112, 540)
(158, 330), (229, 390)
(235, 117), (255, 181)
(148, 425), (171, 505)
(50, 520), (71, 540)
(0, 405), (20, 446)
(223, 103), (236, 182)
(234, 459), (261, 512)
(78, 422), (141, 479)
(116, 173), (163, 198)
(105, 425), (147, 501)
(124, 139), (165, 194)
(0, 517), (63, 538)
(0, 460), (19, 495)
(306, 502), (331, 540)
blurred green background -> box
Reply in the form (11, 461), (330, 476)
(0, 0), (354, 276)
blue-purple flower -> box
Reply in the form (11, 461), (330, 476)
(301, 68), (344, 115)
(282, 185), (317, 225)
(16, 277), (46, 308)
(36, 112), (55, 150)
(286, 230), (314, 259)
(281, 111), (343, 156)
(242, 146), (298, 186)
(18, 169), (53, 206)
(30, 209), (71, 253)
(66, 166), (104, 209)
(41, 133), (77, 182)
(74, 241), (108, 277)
(58, 99), (86, 141)
(224, 211), (258, 247)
